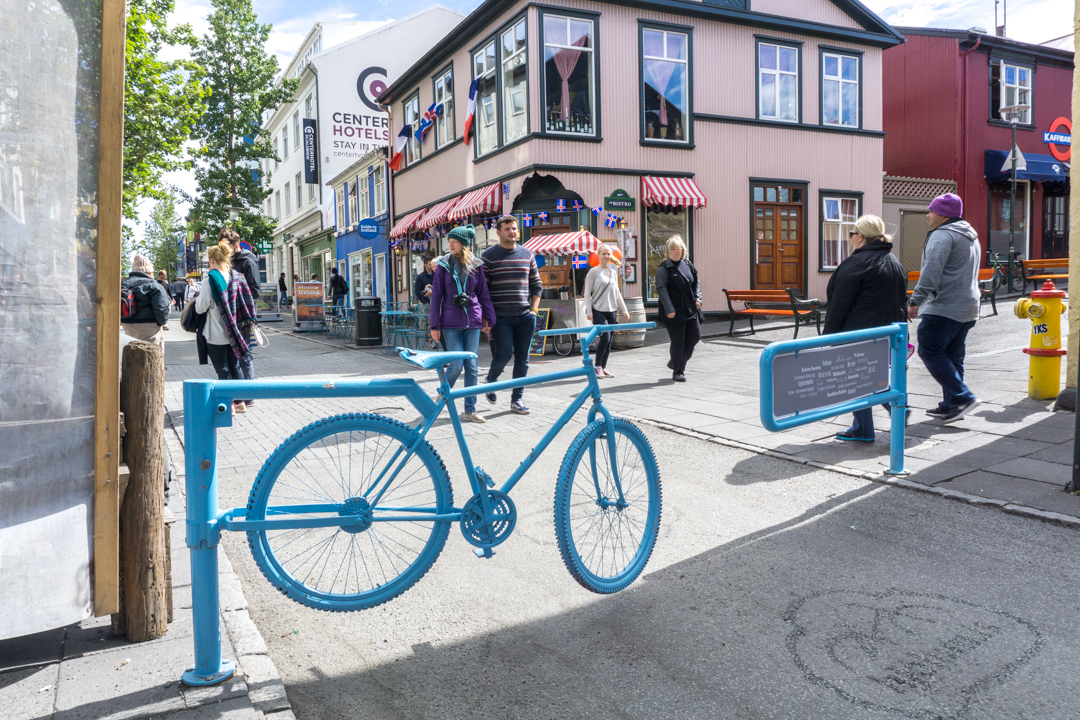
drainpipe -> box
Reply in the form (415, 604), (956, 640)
(960, 35), (982, 206)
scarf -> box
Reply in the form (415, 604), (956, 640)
(209, 269), (253, 360)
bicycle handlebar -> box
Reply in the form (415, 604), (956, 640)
(537, 322), (656, 346)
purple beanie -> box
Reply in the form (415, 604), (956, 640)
(929, 193), (963, 218)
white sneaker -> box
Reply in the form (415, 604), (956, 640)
(594, 366), (604, 377)
(461, 412), (486, 423)
(601, 367), (614, 378)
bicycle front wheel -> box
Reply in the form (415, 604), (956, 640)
(554, 418), (661, 594)
(246, 413), (453, 611)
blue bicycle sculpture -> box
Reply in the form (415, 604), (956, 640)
(181, 323), (660, 685)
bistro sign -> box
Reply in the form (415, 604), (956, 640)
(604, 189), (636, 212)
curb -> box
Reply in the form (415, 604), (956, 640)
(627, 415), (1080, 532)
(163, 415), (296, 720)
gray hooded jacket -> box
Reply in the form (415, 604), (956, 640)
(910, 219), (981, 323)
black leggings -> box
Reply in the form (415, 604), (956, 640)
(592, 310), (618, 368)
(665, 317), (701, 374)
(207, 343), (243, 381)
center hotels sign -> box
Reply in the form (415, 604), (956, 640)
(315, 63), (391, 181)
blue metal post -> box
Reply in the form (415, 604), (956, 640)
(885, 323), (910, 476)
(181, 380), (235, 686)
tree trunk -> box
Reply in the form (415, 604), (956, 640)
(118, 341), (167, 642)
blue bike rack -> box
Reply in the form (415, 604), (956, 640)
(759, 322), (910, 476)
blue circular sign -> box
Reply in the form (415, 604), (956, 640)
(358, 219), (380, 240)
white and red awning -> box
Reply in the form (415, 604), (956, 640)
(641, 176), (707, 209)
(450, 182), (502, 220)
(417, 196), (462, 230)
(390, 207), (429, 239)
(523, 230), (603, 257)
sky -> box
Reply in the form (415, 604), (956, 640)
(142, 0), (1073, 240)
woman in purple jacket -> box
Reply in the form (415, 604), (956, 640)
(430, 225), (497, 423)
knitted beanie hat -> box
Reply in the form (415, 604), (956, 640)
(928, 193), (963, 219)
(132, 255), (154, 274)
(447, 224), (475, 246)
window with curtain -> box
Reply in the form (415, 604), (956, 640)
(473, 41), (499, 155)
(358, 174), (370, 220)
(404, 93), (421, 165)
(434, 67), (455, 148)
(374, 165), (386, 215)
(543, 14), (595, 135)
(822, 52), (858, 127)
(821, 196), (858, 270)
(758, 42), (798, 122)
(295, 172), (302, 210)
(502, 19), (528, 143)
(642, 28), (689, 142)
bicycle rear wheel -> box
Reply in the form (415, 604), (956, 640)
(554, 418), (661, 593)
(246, 413), (453, 611)
(553, 334), (575, 356)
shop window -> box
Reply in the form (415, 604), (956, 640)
(758, 41), (799, 123)
(351, 249), (373, 299)
(403, 92), (421, 165)
(358, 174), (370, 220)
(991, 61), (1032, 124)
(335, 187), (345, 230)
(820, 194), (860, 270)
(502, 19), (528, 144)
(543, 13), (596, 136)
(474, 41), (499, 156)
(821, 52), (859, 128)
(641, 26), (690, 143)
(989, 182), (1030, 257)
(434, 67), (455, 148)
(374, 165), (386, 215)
(644, 207), (689, 302)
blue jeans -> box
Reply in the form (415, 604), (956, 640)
(845, 408), (875, 439)
(442, 328), (481, 413)
(487, 313), (536, 402)
(917, 314), (976, 410)
(279, 289), (288, 306)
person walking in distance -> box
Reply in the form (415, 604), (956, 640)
(414, 256), (435, 306)
(481, 215), (543, 414)
(184, 276), (198, 307)
(584, 244), (630, 379)
(195, 240), (257, 413)
(278, 272), (289, 307)
(429, 225), (496, 423)
(121, 254), (171, 348)
(171, 277), (187, 312)
(654, 236), (702, 382)
(218, 228), (261, 403)
(329, 267), (349, 310)
(909, 193), (982, 423)
(824, 214), (908, 441)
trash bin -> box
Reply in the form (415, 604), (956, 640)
(355, 296), (382, 347)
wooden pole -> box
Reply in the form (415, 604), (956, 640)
(118, 341), (167, 641)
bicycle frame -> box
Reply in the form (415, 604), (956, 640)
(181, 322), (653, 686)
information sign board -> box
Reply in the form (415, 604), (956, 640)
(294, 282), (324, 328)
(529, 309), (552, 356)
(771, 338), (890, 419)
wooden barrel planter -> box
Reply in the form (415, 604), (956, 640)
(613, 297), (647, 349)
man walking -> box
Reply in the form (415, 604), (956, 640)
(278, 272), (289, 307)
(482, 215), (542, 415)
(329, 267), (349, 310)
(171, 277), (187, 312)
(909, 193), (982, 423)
(414, 256), (435, 305)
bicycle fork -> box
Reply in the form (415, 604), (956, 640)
(586, 400), (628, 509)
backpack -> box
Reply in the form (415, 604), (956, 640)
(120, 286), (137, 319)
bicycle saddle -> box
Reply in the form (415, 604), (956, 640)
(397, 347), (477, 369)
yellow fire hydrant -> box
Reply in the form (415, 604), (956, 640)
(1014, 280), (1068, 400)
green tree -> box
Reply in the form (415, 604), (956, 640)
(123, 0), (207, 222)
(188, 0), (298, 245)
(140, 193), (184, 278)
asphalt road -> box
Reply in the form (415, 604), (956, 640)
(163, 312), (1080, 720)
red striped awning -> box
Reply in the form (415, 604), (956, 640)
(641, 176), (707, 209)
(417, 196), (462, 230)
(390, 207), (429, 239)
(450, 182), (502, 220)
(523, 230), (603, 257)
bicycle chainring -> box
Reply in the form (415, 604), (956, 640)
(459, 490), (517, 548)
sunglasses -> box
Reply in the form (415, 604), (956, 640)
(848, 231), (860, 239)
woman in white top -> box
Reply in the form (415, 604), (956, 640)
(195, 240), (257, 413)
(583, 244), (630, 378)
(184, 277), (198, 304)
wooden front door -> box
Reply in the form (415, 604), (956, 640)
(1043, 192), (1069, 259)
(753, 184), (805, 292)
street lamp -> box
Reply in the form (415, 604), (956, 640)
(224, 205), (241, 227)
(1000, 103), (1030, 293)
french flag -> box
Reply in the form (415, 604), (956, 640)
(388, 125), (411, 172)
(463, 78), (480, 145)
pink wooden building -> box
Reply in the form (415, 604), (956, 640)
(380, 0), (903, 310)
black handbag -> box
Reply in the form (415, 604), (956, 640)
(181, 299), (206, 333)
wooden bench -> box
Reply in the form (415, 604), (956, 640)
(722, 288), (821, 338)
(1019, 258), (1069, 293)
(907, 269), (998, 316)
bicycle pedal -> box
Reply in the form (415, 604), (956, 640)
(475, 466), (495, 488)
(473, 547), (495, 559)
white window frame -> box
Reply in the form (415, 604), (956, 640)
(292, 112), (300, 148)
(304, 95), (313, 119)
(294, 172), (302, 210)
(822, 52), (859, 128)
(336, 187), (345, 230)
(403, 93), (421, 165)
(358, 174), (370, 221)
(373, 165), (386, 215)
(473, 41), (499, 156)
(999, 61), (1032, 124)
(282, 127), (289, 159)
(542, 13), (596, 136)
(349, 180), (359, 225)
(434, 67), (455, 149)
(821, 195), (859, 271)
(284, 182), (291, 216)
(273, 138), (279, 168)
(758, 42), (799, 123)
(275, 190), (281, 221)
(501, 19), (528, 143)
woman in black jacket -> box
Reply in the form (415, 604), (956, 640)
(825, 214), (907, 441)
(654, 236), (703, 382)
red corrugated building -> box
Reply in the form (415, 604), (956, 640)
(883, 28), (1073, 263)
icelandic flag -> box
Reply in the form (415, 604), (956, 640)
(605, 213), (618, 228)
(538, 211), (549, 223)
(555, 199), (566, 212)
(572, 199), (583, 212)
(523, 213), (533, 227)
(416, 102), (441, 143)
(464, 78), (481, 145)
(388, 125), (411, 171)
(571, 255), (588, 270)
(592, 206), (603, 216)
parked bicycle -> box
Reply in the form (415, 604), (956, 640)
(986, 250), (1024, 293)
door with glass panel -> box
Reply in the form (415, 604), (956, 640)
(752, 184), (804, 293)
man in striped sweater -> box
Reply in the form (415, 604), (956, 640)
(481, 215), (543, 414)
